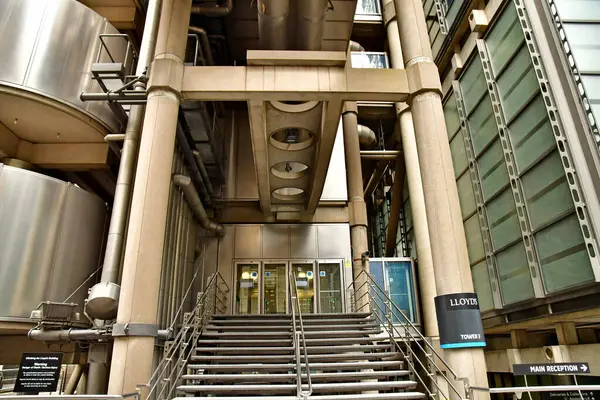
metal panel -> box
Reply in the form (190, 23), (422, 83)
(262, 225), (290, 259)
(290, 225), (318, 259)
(0, 0), (124, 133)
(0, 166), (107, 320)
(320, 121), (348, 201)
(217, 225), (235, 290)
(317, 224), (351, 259)
(234, 225), (262, 259)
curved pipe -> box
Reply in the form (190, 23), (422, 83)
(191, 0), (233, 16)
(188, 26), (215, 66)
(172, 175), (225, 236)
(357, 124), (377, 148)
(348, 40), (366, 52)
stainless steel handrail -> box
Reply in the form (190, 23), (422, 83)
(288, 269), (313, 399)
(348, 269), (471, 400)
(142, 271), (229, 400)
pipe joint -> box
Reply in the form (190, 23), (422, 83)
(172, 174), (225, 236)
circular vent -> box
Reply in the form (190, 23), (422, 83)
(269, 127), (314, 151)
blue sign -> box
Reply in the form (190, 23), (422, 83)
(265, 271), (271, 277)
(251, 271), (258, 278)
(320, 271), (326, 277)
(306, 271), (313, 278)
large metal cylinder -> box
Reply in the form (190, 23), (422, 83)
(0, 0), (129, 136)
(0, 165), (107, 321)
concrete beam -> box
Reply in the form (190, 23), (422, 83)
(182, 66), (409, 102)
(90, 6), (138, 30)
(486, 344), (600, 373)
(485, 308), (600, 334)
(556, 322), (579, 345)
(19, 143), (110, 169)
(306, 100), (344, 213)
(247, 50), (347, 67)
(217, 201), (349, 223)
(247, 100), (271, 212)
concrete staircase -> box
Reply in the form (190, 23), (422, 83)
(175, 312), (426, 399)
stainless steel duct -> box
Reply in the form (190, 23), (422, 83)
(86, 0), (163, 321)
(175, 125), (211, 204)
(174, 173), (220, 238)
(192, 150), (215, 196)
(188, 26), (215, 66)
(191, 0), (233, 16)
(173, 175), (224, 236)
(297, 0), (329, 50)
(357, 125), (377, 148)
(258, 0), (290, 50)
(349, 40), (366, 52)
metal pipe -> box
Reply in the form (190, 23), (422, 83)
(172, 175), (225, 236)
(357, 125), (377, 148)
(296, 0), (329, 50)
(176, 126), (211, 204)
(65, 365), (84, 394)
(364, 161), (388, 198)
(192, 150), (214, 196)
(188, 26), (215, 66)
(190, 0), (233, 16)
(104, 134), (126, 142)
(28, 329), (108, 341)
(80, 93), (147, 102)
(258, 0), (290, 50)
(360, 150), (402, 157)
(348, 40), (366, 52)
(158, 167), (176, 328)
(385, 158), (405, 256)
(226, 109), (237, 199)
(86, 0), (163, 321)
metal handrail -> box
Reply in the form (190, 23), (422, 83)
(141, 271), (229, 400)
(348, 269), (471, 400)
(288, 269), (313, 399)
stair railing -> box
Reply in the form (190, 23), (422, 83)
(288, 269), (313, 400)
(140, 272), (229, 400)
(348, 270), (471, 400)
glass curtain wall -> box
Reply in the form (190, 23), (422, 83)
(444, 2), (594, 309)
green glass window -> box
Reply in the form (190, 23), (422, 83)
(521, 151), (573, 230)
(444, 96), (461, 139)
(496, 242), (535, 304)
(472, 261), (494, 311)
(450, 134), (468, 177)
(486, 188), (520, 250)
(465, 214), (486, 263)
(485, 3), (525, 76)
(469, 96), (499, 156)
(457, 172), (476, 218)
(460, 56), (488, 114)
(535, 214), (594, 292)
(478, 139), (509, 200)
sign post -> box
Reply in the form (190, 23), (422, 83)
(434, 293), (486, 349)
(14, 353), (63, 393)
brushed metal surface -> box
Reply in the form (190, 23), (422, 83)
(262, 225), (290, 259)
(317, 224), (351, 258)
(234, 225), (262, 259)
(290, 224), (318, 259)
(0, 165), (107, 320)
(0, 0), (126, 133)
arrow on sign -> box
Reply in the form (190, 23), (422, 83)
(581, 364), (588, 372)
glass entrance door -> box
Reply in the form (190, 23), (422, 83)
(263, 263), (287, 314)
(317, 261), (343, 313)
(291, 262), (315, 314)
(235, 262), (260, 315)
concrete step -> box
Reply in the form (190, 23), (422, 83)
(190, 352), (401, 363)
(209, 317), (377, 325)
(182, 370), (410, 383)
(196, 336), (380, 346)
(173, 392), (425, 400)
(187, 360), (404, 372)
(203, 323), (379, 331)
(210, 312), (372, 320)
(178, 380), (418, 394)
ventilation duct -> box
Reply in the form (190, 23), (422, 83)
(258, 0), (290, 50)
(296, 0), (329, 50)
(191, 0), (233, 16)
(358, 124), (377, 148)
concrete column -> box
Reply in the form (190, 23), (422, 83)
(393, 0), (489, 397)
(107, 0), (191, 394)
(342, 103), (370, 311)
(382, 0), (438, 338)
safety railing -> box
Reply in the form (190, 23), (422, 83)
(140, 272), (229, 400)
(95, 34), (138, 78)
(348, 270), (471, 400)
(288, 269), (312, 400)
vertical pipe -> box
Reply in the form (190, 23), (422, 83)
(392, 0), (489, 396)
(65, 365), (84, 394)
(87, 0), (164, 321)
(384, 156), (405, 257)
(342, 102), (370, 312)
(382, 0), (439, 338)
(108, 0), (192, 392)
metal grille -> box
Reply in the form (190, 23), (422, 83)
(434, 0), (449, 34)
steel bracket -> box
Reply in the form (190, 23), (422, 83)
(112, 323), (159, 337)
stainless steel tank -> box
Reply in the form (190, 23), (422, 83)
(0, 164), (107, 321)
(0, 0), (128, 136)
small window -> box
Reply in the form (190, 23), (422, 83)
(355, 0), (382, 21)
